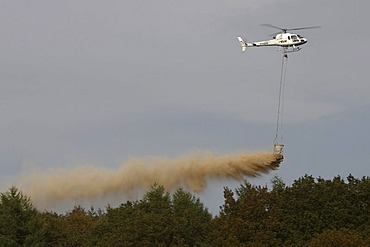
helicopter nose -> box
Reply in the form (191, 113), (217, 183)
(301, 38), (307, 44)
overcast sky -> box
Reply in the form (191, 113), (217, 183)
(1, 0), (369, 213)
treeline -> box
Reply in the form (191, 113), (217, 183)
(0, 174), (369, 246)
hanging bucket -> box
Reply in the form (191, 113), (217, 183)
(274, 143), (284, 154)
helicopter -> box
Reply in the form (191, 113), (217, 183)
(237, 24), (321, 53)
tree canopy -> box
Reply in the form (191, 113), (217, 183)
(0, 186), (45, 246)
(0, 174), (369, 246)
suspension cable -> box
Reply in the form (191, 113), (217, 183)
(274, 53), (288, 145)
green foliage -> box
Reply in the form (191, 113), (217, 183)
(308, 229), (367, 247)
(210, 182), (281, 246)
(136, 184), (174, 246)
(172, 188), (212, 246)
(64, 205), (97, 247)
(277, 175), (370, 244)
(271, 174), (285, 192)
(40, 211), (67, 246)
(41, 206), (99, 247)
(94, 184), (212, 246)
(1, 174), (369, 246)
(211, 175), (370, 246)
(0, 186), (45, 246)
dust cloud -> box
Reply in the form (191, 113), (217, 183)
(19, 151), (283, 207)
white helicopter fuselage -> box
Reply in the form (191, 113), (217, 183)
(238, 32), (307, 52)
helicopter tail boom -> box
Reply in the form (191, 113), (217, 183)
(237, 37), (247, 52)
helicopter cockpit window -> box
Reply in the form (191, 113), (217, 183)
(291, 35), (298, 39)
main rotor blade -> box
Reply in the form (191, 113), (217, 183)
(287, 26), (321, 31)
(261, 24), (285, 31)
(261, 24), (321, 36)
(268, 31), (283, 37)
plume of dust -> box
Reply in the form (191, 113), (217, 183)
(19, 151), (283, 208)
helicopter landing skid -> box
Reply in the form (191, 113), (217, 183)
(279, 46), (301, 54)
